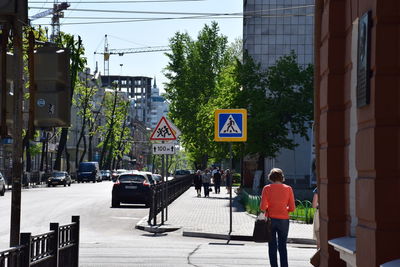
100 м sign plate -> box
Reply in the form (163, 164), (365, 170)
(152, 144), (176, 155)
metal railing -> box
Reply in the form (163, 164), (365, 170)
(240, 188), (316, 224)
(148, 175), (193, 226)
(0, 216), (80, 267)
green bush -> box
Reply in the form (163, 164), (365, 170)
(240, 188), (315, 224)
(232, 173), (241, 184)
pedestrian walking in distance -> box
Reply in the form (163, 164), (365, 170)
(213, 168), (222, 194)
(260, 168), (295, 267)
(193, 170), (202, 197)
(202, 170), (211, 197)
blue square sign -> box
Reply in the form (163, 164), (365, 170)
(214, 109), (247, 142)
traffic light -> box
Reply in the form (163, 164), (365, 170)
(0, 0), (27, 22)
(34, 46), (71, 128)
(0, 0), (16, 16)
(0, 52), (15, 128)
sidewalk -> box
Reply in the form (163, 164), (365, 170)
(136, 186), (315, 244)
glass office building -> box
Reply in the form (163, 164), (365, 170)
(243, 0), (315, 184)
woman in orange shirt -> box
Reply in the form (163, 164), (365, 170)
(260, 168), (295, 267)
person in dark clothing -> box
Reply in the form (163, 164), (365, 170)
(193, 170), (202, 197)
(213, 169), (222, 194)
(202, 170), (211, 197)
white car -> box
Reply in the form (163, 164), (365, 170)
(0, 172), (6, 196)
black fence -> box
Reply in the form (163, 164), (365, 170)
(148, 175), (193, 226)
(0, 216), (80, 267)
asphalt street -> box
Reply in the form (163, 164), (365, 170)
(0, 181), (315, 266)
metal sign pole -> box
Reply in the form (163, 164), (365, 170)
(161, 154), (165, 225)
(165, 154), (168, 222)
(228, 142), (233, 244)
(9, 16), (24, 247)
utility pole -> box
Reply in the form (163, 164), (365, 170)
(9, 11), (24, 247)
(0, 23), (9, 138)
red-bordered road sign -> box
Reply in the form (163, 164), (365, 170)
(150, 116), (177, 141)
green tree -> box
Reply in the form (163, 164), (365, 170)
(98, 89), (132, 170)
(235, 51), (313, 161)
(164, 22), (234, 169)
(72, 80), (98, 168)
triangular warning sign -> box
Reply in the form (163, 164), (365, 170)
(150, 117), (177, 141)
(220, 115), (242, 134)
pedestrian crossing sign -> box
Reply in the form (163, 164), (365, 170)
(214, 109), (247, 142)
(150, 116), (177, 141)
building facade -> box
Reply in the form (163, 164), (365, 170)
(243, 0), (315, 184)
(101, 75), (153, 127)
(315, 0), (400, 266)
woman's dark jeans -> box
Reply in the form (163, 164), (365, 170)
(268, 218), (289, 267)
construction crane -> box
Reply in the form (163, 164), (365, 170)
(94, 34), (170, 76)
(30, 1), (70, 41)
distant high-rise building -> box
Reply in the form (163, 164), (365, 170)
(149, 78), (169, 129)
(243, 0), (314, 184)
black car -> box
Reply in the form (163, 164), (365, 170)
(101, 170), (111, 181)
(111, 172), (154, 208)
(47, 171), (72, 187)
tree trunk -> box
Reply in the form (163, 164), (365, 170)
(40, 136), (46, 171)
(75, 128), (84, 168)
(53, 128), (68, 170)
(65, 147), (71, 173)
(23, 135), (31, 172)
(99, 90), (118, 169)
(88, 135), (93, 161)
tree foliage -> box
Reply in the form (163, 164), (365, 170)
(98, 89), (132, 170)
(164, 22), (313, 168)
(235, 51), (313, 158)
(164, 22), (235, 169)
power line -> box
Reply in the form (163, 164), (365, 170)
(28, 5), (315, 16)
(48, 15), (242, 19)
(30, 0), (206, 3)
(31, 13), (314, 26)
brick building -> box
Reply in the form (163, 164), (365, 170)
(315, 0), (400, 266)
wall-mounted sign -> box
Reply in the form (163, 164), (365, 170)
(357, 11), (371, 108)
(37, 99), (45, 107)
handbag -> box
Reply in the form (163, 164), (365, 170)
(252, 213), (271, 243)
(310, 249), (320, 266)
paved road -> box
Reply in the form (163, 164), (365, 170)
(0, 181), (148, 249)
(0, 182), (315, 266)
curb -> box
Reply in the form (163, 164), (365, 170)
(135, 216), (181, 234)
(182, 230), (316, 244)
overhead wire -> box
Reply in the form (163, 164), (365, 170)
(28, 4), (315, 16)
(29, 0), (206, 3)
(31, 14), (314, 26)
(28, 4), (315, 26)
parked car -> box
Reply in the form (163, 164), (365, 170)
(47, 171), (72, 187)
(0, 172), (6, 196)
(111, 172), (153, 208)
(152, 174), (162, 184)
(174, 169), (191, 178)
(111, 169), (128, 182)
(77, 162), (101, 183)
(101, 170), (111, 181)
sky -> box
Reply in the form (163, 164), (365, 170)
(28, 0), (243, 92)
